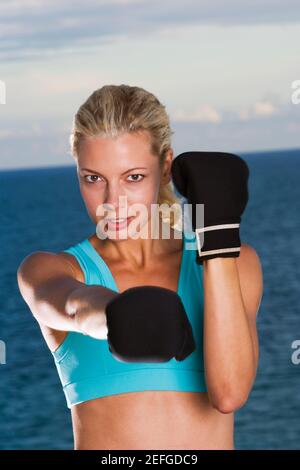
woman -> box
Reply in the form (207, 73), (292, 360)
(17, 84), (263, 450)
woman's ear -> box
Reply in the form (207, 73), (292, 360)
(161, 148), (174, 185)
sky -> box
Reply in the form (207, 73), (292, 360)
(0, 0), (300, 170)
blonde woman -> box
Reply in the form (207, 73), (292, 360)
(17, 84), (263, 450)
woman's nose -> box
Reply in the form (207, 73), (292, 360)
(103, 185), (128, 212)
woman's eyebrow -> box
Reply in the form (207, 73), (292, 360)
(80, 167), (148, 175)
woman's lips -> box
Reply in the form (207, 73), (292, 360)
(105, 216), (135, 230)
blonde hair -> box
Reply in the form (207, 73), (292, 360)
(69, 84), (182, 229)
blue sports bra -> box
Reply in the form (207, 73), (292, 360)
(51, 229), (208, 408)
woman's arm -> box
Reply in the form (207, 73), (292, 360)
(203, 243), (263, 414)
(17, 251), (118, 338)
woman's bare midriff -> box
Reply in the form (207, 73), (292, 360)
(70, 391), (234, 450)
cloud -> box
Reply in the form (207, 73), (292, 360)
(1, 0), (300, 62)
(174, 97), (280, 124)
(238, 98), (278, 120)
(254, 101), (276, 116)
(238, 109), (250, 121)
(173, 105), (222, 123)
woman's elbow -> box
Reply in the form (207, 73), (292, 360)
(211, 392), (249, 414)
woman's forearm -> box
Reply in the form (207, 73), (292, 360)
(203, 257), (257, 413)
(36, 277), (118, 338)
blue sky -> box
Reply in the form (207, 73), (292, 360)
(0, 0), (300, 170)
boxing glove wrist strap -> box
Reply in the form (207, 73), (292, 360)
(195, 222), (241, 263)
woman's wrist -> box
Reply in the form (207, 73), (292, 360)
(65, 285), (118, 338)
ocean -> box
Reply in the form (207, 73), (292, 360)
(0, 147), (299, 449)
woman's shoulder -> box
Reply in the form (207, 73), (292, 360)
(57, 234), (99, 283)
(57, 251), (85, 283)
(57, 236), (90, 283)
(238, 243), (262, 266)
(19, 249), (86, 284)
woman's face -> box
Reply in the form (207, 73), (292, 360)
(76, 130), (172, 239)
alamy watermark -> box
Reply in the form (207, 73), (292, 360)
(291, 340), (300, 365)
(94, 197), (205, 251)
(291, 80), (300, 104)
(0, 79), (6, 104)
(0, 340), (6, 365)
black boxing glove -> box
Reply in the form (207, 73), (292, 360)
(105, 285), (196, 363)
(171, 151), (249, 264)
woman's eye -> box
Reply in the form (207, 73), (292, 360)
(127, 174), (144, 182)
(84, 175), (101, 184)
